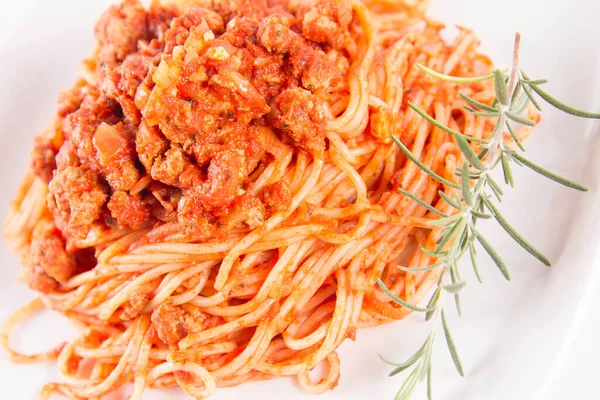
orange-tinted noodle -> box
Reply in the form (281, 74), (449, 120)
(2, 0), (536, 398)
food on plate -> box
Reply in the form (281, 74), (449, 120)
(1, 0), (535, 398)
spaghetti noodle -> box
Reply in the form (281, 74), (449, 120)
(2, 0), (534, 398)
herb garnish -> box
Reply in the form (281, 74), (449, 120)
(380, 33), (600, 399)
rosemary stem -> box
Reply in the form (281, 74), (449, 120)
(492, 34), (522, 166)
(506, 33), (521, 98)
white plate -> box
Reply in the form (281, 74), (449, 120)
(0, 1), (599, 399)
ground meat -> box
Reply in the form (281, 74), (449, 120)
(30, 117), (67, 183)
(107, 191), (150, 229)
(217, 192), (266, 230)
(29, 0), (352, 245)
(92, 122), (141, 191)
(64, 93), (120, 172)
(54, 140), (79, 170)
(151, 146), (204, 188)
(116, 55), (153, 99)
(151, 303), (189, 347)
(144, 25), (270, 147)
(202, 149), (242, 208)
(102, 53), (155, 124)
(136, 121), (170, 172)
(27, 267), (59, 294)
(122, 291), (150, 320)
(240, 41), (286, 99)
(47, 166), (108, 239)
(256, 10), (342, 91)
(150, 147), (187, 186)
(257, 13), (297, 54)
(177, 194), (216, 241)
(219, 15), (257, 47)
(299, 0), (353, 50)
(263, 181), (291, 214)
(302, 50), (347, 93)
(57, 84), (87, 118)
(30, 220), (76, 283)
(143, 16), (275, 213)
(64, 91), (141, 192)
(95, 0), (149, 65)
(31, 136), (58, 183)
(272, 88), (327, 152)
(210, 0), (270, 23)
(164, 6), (225, 52)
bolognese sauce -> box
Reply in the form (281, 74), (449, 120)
(33, 0), (353, 288)
(3, 0), (509, 398)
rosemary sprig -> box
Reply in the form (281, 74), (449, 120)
(380, 33), (598, 399)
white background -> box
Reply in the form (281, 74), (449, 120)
(0, 1), (599, 399)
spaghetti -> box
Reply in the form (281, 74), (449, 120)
(2, 0), (534, 398)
